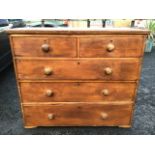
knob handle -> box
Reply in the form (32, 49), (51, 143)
(48, 113), (54, 120)
(102, 89), (109, 96)
(101, 112), (108, 119)
(46, 89), (54, 97)
(41, 44), (50, 52)
(44, 67), (53, 75)
(107, 43), (115, 52)
(104, 67), (113, 75)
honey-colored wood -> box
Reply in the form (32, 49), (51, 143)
(118, 125), (131, 128)
(9, 36), (26, 124)
(7, 28), (149, 128)
(129, 35), (148, 126)
(11, 36), (77, 57)
(22, 101), (132, 105)
(20, 82), (136, 102)
(24, 126), (37, 129)
(79, 36), (144, 57)
(16, 58), (141, 81)
(23, 103), (132, 127)
(6, 28), (149, 35)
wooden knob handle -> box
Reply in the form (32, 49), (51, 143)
(104, 67), (113, 75)
(41, 44), (49, 52)
(44, 67), (53, 75)
(48, 113), (54, 120)
(46, 89), (54, 97)
(107, 43), (115, 52)
(102, 89), (109, 96)
(101, 112), (108, 119)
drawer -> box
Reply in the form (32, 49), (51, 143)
(23, 103), (132, 126)
(16, 59), (140, 81)
(11, 36), (77, 57)
(79, 35), (144, 57)
(20, 82), (136, 102)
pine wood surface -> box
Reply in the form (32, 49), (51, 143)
(7, 28), (149, 128)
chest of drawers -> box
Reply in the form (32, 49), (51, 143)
(7, 28), (149, 128)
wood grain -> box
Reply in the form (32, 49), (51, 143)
(16, 58), (141, 81)
(20, 82), (136, 102)
(79, 36), (144, 57)
(7, 29), (148, 127)
(6, 28), (149, 35)
(12, 36), (77, 57)
(23, 103), (132, 127)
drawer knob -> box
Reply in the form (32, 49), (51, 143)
(41, 44), (50, 52)
(48, 113), (54, 120)
(107, 43), (115, 52)
(101, 112), (108, 119)
(46, 89), (54, 97)
(102, 89), (109, 96)
(44, 67), (53, 75)
(104, 67), (113, 75)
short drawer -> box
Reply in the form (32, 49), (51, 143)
(11, 35), (77, 57)
(16, 58), (141, 81)
(79, 35), (144, 57)
(23, 103), (132, 126)
(20, 82), (136, 102)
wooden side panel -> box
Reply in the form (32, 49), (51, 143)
(16, 59), (141, 81)
(20, 82), (136, 102)
(79, 35), (144, 57)
(23, 103), (132, 126)
(12, 36), (77, 57)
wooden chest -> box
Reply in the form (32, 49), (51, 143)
(7, 28), (149, 128)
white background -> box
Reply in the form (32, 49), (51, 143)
(0, 136), (155, 155)
(0, 0), (154, 19)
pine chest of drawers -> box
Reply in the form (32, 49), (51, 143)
(7, 28), (149, 128)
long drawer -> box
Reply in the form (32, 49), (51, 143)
(16, 58), (141, 81)
(20, 82), (136, 102)
(11, 35), (77, 57)
(79, 35), (144, 57)
(23, 103), (132, 126)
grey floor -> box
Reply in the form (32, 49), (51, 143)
(0, 49), (155, 135)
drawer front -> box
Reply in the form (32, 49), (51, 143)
(16, 59), (140, 81)
(11, 36), (77, 57)
(23, 103), (132, 126)
(79, 36), (144, 57)
(20, 82), (136, 102)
